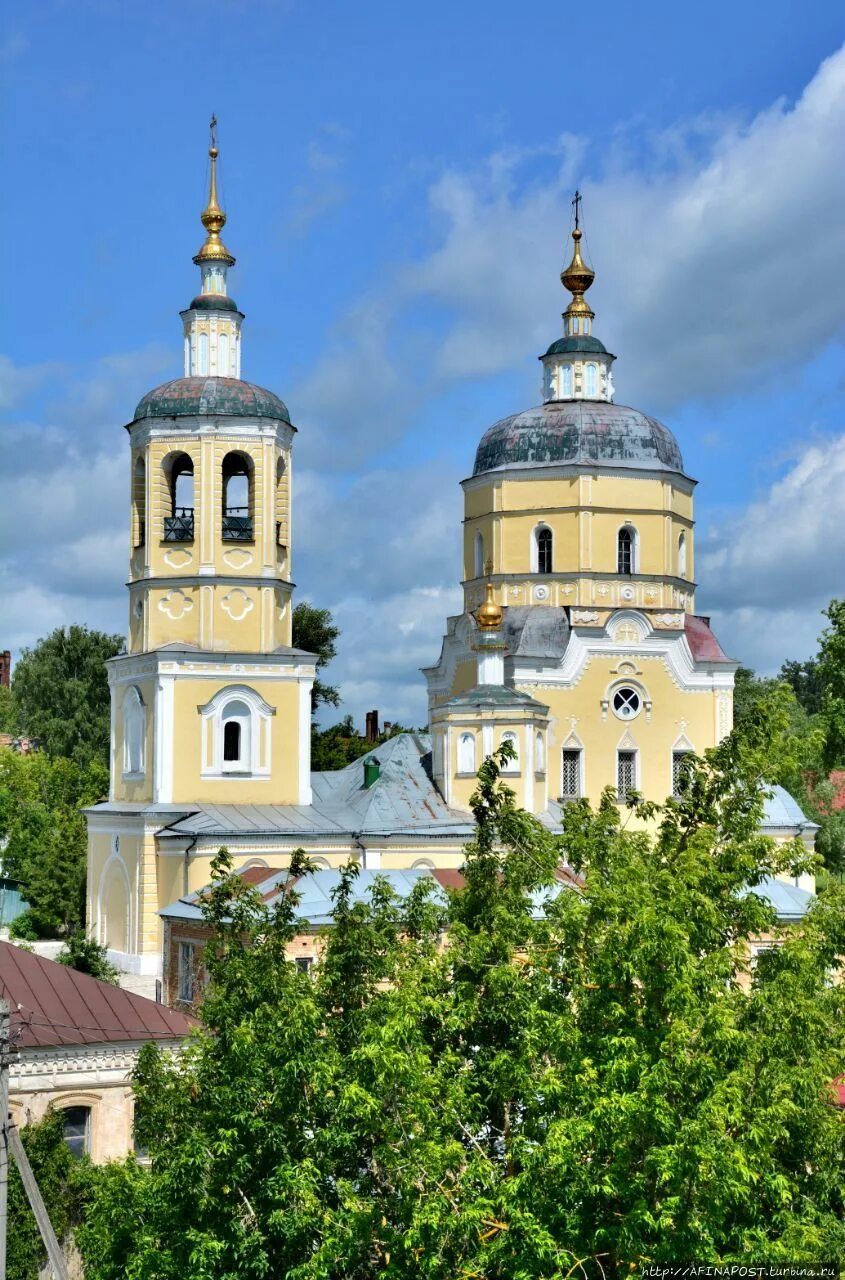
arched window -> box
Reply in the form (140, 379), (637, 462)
(199, 332), (209, 375)
(132, 456), (146, 548)
(221, 699), (251, 771)
(457, 732), (476, 775)
(561, 364), (573, 397)
(500, 730), (519, 771)
(222, 452), (254, 542)
(585, 363), (597, 397)
(473, 531), (484, 578)
(536, 526), (553, 575)
(218, 331), (229, 376)
(617, 526), (635, 575)
(534, 730), (546, 775)
(164, 453), (194, 542)
(678, 531), (687, 578)
(184, 334), (191, 376)
(122, 686), (145, 776)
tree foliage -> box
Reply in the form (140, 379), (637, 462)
(8, 1109), (95, 1280)
(311, 713), (420, 771)
(818, 598), (845, 771)
(11, 625), (124, 766)
(292, 601), (341, 713)
(57, 929), (120, 983)
(0, 748), (108, 937)
(78, 727), (845, 1276)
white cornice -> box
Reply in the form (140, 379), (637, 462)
(108, 650), (316, 684)
(462, 463), (696, 494)
(127, 419), (294, 449)
(10, 1038), (186, 1092)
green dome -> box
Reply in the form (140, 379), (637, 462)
(133, 377), (290, 424)
(543, 334), (609, 357)
(185, 294), (241, 314)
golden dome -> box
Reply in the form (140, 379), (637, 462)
(560, 227), (594, 319)
(194, 118), (235, 268)
(474, 580), (504, 631)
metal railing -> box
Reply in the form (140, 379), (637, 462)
(163, 507), (194, 542)
(223, 507), (253, 542)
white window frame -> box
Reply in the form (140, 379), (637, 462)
(617, 749), (638, 802)
(561, 363), (573, 397)
(473, 531), (484, 578)
(678, 530), (687, 578)
(199, 684), (275, 780)
(122, 685), (146, 779)
(500, 730), (520, 774)
(530, 523), (553, 574)
(457, 731), (476, 775)
(617, 523), (638, 575)
(585, 362), (598, 397)
(560, 747), (582, 801)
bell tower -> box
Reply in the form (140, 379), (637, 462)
(107, 121), (314, 812)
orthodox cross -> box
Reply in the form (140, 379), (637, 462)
(210, 114), (218, 148)
(572, 189), (582, 231)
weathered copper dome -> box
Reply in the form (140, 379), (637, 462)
(472, 400), (684, 478)
(132, 377), (290, 425)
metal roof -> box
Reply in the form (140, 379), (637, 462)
(0, 942), (195, 1050)
(160, 865), (574, 927)
(745, 875), (816, 922)
(761, 785), (818, 831)
(472, 401), (685, 478)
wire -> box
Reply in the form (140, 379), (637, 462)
(8, 1001), (193, 1043)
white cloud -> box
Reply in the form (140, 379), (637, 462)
(699, 432), (845, 671)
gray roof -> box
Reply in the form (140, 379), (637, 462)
(443, 684), (548, 711)
(543, 334), (610, 357)
(160, 865), (571, 927)
(760, 784), (819, 831)
(161, 733), (476, 841)
(503, 607), (570, 661)
(472, 401), (685, 478)
(132, 377), (290, 426)
(745, 875), (815, 922)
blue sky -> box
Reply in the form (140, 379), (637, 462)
(2, 1), (845, 727)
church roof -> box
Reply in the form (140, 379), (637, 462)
(472, 401), (685, 478)
(132, 376), (290, 425)
(543, 334), (609, 356)
(503, 607), (571, 661)
(443, 685), (548, 711)
(185, 294), (241, 313)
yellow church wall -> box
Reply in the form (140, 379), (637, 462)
(534, 657), (722, 806)
(111, 674), (156, 805)
(168, 675), (303, 804)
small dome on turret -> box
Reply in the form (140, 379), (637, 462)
(187, 294), (241, 313)
(543, 334), (609, 357)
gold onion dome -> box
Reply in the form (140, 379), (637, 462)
(194, 119), (235, 267)
(561, 226), (594, 320)
(475, 579), (504, 631)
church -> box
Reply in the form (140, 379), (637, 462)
(86, 133), (817, 988)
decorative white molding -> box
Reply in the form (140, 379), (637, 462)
(159, 589), (193, 621)
(221, 588), (254, 622)
(163, 549), (193, 569)
(223, 549), (254, 570)
(572, 609), (600, 624)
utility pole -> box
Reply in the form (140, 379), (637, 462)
(0, 997), (9, 1280)
(0, 997), (68, 1280)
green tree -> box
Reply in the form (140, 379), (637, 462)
(0, 683), (19, 734)
(8, 1109), (95, 1280)
(57, 929), (119, 983)
(78, 734), (845, 1277)
(292, 601), (340, 713)
(0, 749), (108, 937)
(12, 626), (124, 766)
(779, 656), (824, 716)
(818, 598), (845, 770)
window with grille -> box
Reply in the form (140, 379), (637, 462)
(561, 749), (581, 800)
(617, 751), (636, 801)
(536, 527), (553, 574)
(617, 526), (634, 574)
(672, 751), (692, 798)
(177, 941), (196, 1003)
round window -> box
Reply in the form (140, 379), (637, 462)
(612, 686), (641, 719)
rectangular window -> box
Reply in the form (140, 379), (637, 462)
(294, 956), (313, 975)
(561, 749), (581, 800)
(63, 1106), (91, 1159)
(672, 751), (692, 798)
(177, 941), (195, 1003)
(617, 751), (636, 801)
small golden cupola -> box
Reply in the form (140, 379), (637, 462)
(181, 116), (244, 378)
(540, 191), (616, 404)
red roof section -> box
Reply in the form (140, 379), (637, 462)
(0, 942), (195, 1050)
(685, 614), (733, 664)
